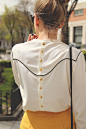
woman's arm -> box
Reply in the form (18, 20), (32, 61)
(11, 33), (37, 88)
(72, 52), (86, 129)
(10, 47), (20, 88)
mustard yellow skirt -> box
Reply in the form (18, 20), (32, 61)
(20, 107), (76, 129)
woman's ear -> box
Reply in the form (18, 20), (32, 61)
(58, 20), (64, 29)
(36, 15), (39, 26)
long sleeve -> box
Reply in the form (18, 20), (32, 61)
(10, 49), (20, 88)
(72, 52), (86, 129)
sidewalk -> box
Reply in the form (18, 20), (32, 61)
(0, 121), (21, 129)
(0, 109), (24, 129)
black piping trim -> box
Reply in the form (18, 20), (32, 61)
(75, 51), (82, 62)
(13, 51), (82, 77)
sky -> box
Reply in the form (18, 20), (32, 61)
(0, 0), (86, 15)
(0, 0), (20, 14)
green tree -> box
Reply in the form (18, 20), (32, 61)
(2, 5), (16, 47)
(61, 0), (78, 45)
(14, 9), (28, 42)
(16, 0), (33, 34)
(0, 21), (8, 42)
(5, 33), (11, 43)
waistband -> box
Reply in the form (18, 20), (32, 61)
(26, 107), (72, 117)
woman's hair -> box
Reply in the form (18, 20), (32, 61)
(34, 0), (70, 30)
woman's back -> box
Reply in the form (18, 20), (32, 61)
(11, 39), (83, 113)
(11, 0), (86, 128)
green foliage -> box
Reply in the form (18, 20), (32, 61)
(2, 4), (33, 45)
(5, 33), (11, 42)
(11, 74), (18, 90)
(0, 68), (18, 92)
(0, 1), (35, 46)
(0, 66), (4, 73)
(2, 5), (16, 31)
(0, 61), (11, 68)
(0, 66), (4, 83)
(0, 49), (6, 53)
(0, 68), (13, 92)
(0, 20), (8, 40)
(81, 50), (86, 60)
(2, 5), (16, 46)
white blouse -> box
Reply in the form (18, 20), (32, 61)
(11, 39), (86, 129)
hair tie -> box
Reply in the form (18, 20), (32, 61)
(59, 0), (70, 4)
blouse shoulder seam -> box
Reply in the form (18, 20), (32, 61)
(75, 51), (82, 62)
(12, 55), (81, 76)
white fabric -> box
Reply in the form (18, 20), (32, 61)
(11, 39), (86, 129)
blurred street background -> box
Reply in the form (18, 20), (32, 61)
(0, 0), (86, 129)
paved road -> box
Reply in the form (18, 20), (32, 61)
(0, 111), (24, 129)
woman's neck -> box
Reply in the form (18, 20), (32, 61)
(37, 29), (58, 40)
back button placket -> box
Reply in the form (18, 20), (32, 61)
(38, 41), (45, 111)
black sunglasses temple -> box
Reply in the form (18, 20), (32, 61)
(30, 15), (39, 24)
(30, 15), (34, 24)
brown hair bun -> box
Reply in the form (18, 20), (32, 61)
(34, 0), (69, 31)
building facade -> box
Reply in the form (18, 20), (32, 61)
(0, 40), (12, 50)
(68, 2), (86, 45)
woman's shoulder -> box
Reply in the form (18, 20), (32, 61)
(60, 42), (83, 62)
(59, 41), (82, 60)
(12, 40), (36, 52)
(11, 40), (38, 59)
(72, 47), (83, 61)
